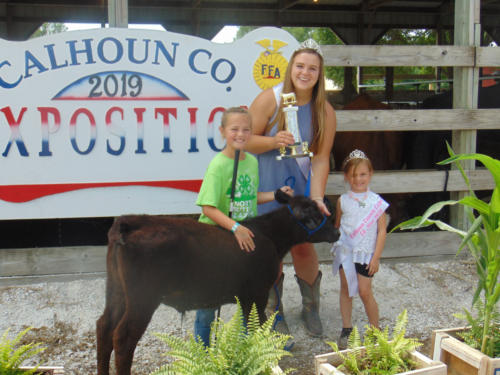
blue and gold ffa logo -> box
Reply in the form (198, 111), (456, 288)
(253, 39), (289, 90)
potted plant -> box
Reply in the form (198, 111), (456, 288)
(0, 327), (64, 375)
(315, 310), (446, 375)
(150, 298), (293, 375)
(392, 144), (500, 375)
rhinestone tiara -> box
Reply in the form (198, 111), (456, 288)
(296, 38), (323, 57)
(345, 149), (368, 163)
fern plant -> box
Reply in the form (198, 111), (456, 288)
(0, 327), (45, 375)
(150, 299), (293, 375)
(454, 300), (500, 357)
(326, 310), (422, 375)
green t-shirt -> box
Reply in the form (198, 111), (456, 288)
(197, 152), (259, 225)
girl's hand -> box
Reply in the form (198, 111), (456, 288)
(367, 257), (380, 276)
(280, 185), (294, 196)
(273, 130), (295, 149)
(313, 198), (331, 216)
(234, 225), (255, 253)
(275, 185), (294, 204)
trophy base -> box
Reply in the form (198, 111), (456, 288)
(276, 152), (314, 160)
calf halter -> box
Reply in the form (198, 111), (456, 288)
(287, 204), (328, 236)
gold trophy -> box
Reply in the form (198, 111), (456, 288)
(277, 92), (314, 160)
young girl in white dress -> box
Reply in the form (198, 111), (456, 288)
(331, 149), (388, 348)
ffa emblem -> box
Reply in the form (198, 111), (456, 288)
(253, 39), (288, 90)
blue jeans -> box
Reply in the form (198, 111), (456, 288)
(194, 308), (216, 346)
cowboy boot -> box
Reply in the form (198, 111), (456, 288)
(295, 271), (323, 337)
(265, 273), (295, 350)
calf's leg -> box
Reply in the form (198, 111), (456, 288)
(113, 300), (159, 375)
(96, 282), (126, 375)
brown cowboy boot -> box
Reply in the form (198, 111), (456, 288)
(295, 271), (323, 337)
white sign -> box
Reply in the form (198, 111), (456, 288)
(0, 27), (299, 219)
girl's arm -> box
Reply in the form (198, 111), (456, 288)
(310, 101), (337, 215)
(246, 88), (295, 154)
(201, 205), (255, 253)
(367, 213), (387, 276)
(257, 185), (294, 204)
(334, 198), (342, 228)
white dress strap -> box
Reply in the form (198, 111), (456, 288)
(269, 82), (283, 125)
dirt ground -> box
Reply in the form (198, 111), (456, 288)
(0, 257), (476, 374)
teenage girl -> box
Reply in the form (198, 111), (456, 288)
(247, 39), (336, 337)
(331, 149), (388, 349)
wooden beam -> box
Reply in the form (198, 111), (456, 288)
(0, 230), (464, 278)
(322, 45), (474, 67)
(335, 108), (500, 131)
(279, 0), (301, 11)
(325, 169), (494, 195)
(362, 73), (436, 80)
(475, 46), (500, 66)
(367, 0), (394, 10)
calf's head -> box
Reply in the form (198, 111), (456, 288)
(286, 196), (340, 244)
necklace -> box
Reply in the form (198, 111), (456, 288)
(349, 191), (368, 207)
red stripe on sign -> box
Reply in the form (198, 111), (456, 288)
(53, 96), (189, 101)
(0, 180), (203, 203)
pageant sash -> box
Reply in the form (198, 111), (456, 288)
(342, 195), (389, 249)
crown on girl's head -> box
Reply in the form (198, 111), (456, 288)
(296, 38), (323, 57)
(345, 149), (368, 163)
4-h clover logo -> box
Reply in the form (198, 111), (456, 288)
(237, 174), (255, 200)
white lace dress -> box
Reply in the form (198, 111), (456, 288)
(331, 190), (388, 296)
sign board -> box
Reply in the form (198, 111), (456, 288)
(0, 27), (299, 219)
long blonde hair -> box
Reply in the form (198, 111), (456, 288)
(265, 48), (327, 154)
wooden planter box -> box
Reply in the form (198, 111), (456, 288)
(315, 347), (446, 375)
(19, 366), (64, 374)
(432, 327), (500, 375)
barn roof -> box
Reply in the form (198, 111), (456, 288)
(1, 0), (500, 43)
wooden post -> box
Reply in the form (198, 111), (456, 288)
(108, 0), (128, 28)
(451, 0), (480, 228)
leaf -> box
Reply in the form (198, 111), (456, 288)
(391, 200), (459, 233)
(438, 152), (500, 189)
(491, 187), (500, 215)
(459, 196), (490, 215)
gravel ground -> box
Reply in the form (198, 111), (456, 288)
(0, 258), (476, 374)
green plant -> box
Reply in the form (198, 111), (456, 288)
(0, 327), (45, 375)
(453, 300), (500, 357)
(150, 299), (293, 375)
(325, 310), (422, 375)
(392, 144), (500, 357)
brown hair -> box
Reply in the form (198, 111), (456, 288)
(342, 157), (373, 175)
(221, 106), (252, 129)
(265, 48), (326, 154)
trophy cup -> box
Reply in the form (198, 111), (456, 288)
(277, 92), (314, 160)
